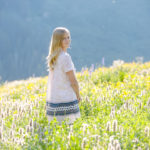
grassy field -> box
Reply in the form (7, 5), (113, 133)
(0, 61), (150, 149)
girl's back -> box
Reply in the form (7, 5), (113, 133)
(46, 50), (77, 103)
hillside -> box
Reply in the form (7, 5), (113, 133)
(0, 61), (150, 149)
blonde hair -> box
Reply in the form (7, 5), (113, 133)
(46, 27), (71, 71)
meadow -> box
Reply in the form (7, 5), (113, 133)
(0, 60), (150, 150)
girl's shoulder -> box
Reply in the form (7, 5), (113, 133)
(59, 51), (71, 61)
(60, 50), (70, 56)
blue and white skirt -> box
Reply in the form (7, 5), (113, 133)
(46, 99), (80, 125)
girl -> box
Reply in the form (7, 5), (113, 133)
(45, 27), (82, 125)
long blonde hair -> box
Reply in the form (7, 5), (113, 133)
(46, 27), (70, 71)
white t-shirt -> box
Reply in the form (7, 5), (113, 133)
(46, 50), (77, 103)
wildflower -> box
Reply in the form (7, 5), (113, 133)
(137, 147), (142, 150)
(139, 102), (142, 109)
(102, 57), (105, 66)
(29, 119), (33, 127)
(89, 64), (95, 75)
(134, 107), (137, 114)
(9, 129), (14, 138)
(1, 112), (5, 118)
(110, 112), (115, 119)
(6, 107), (10, 116)
(109, 135), (115, 145)
(132, 138), (139, 143)
(21, 107), (26, 114)
(103, 133), (108, 137)
(117, 110), (121, 115)
(26, 125), (30, 133)
(111, 106), (116, 113)
(85, 96), (90, 102)
(13, 114), (18, 121)
(106, 85), (111, 91)
(145, 144), (149, 150)
(112, 59), (124, 68)
(35, 101), (39, 107)
(69, 124), (73, 132)
(29, 106), (33, 115)
(102, 96), (106, 101)
(98, 145), (104, 150)
(12, 137), (15, 142)
(93, 146), (98, 150)
(40, 131), (44, 138)
(38, 126), (42, 133)
(90, 134), (100, 142)
(129, 105), (133, 111)
(19, 139), (23, 146)
(106, 121), (111, 132)
(39, 137), (42, 142)
(18, 105), (22, 113)
(44, 104), (46, 110)
(34, 110), (39, 118)
(67, 131), (73, 140)
(141, 90), (146, 96)
(81, 137), (88, 149)
(147, 98), (150, 107)
(119, 125), (124, 135)
(116, 143), (121, 150)
(135, 56), (143, 64)
(30, 126), (34, 135)
(87, 129), (90, 135)
(107, 143), (113, 150)
(81, 67), (85, 75)
(97, 97), (102, 103)
(125, 101), (129, 110)
(19, 128), (24, 135)
(145, 126), (149, 137)
(0, 127), (3, 140)
(113, 139), (119, 148)
(33, 121), (37, 129)
(112, 120), (118, 132)
(25, 98), (28, 103)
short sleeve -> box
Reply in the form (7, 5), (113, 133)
(62, 54), (74, 72)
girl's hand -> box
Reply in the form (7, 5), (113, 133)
(77, 95), (82, 103)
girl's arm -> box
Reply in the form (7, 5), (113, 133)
(66, 70), (81, 102)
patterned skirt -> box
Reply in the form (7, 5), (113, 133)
(46, 99), (80, 125)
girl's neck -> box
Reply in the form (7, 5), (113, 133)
(61, 47), (67, 52)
